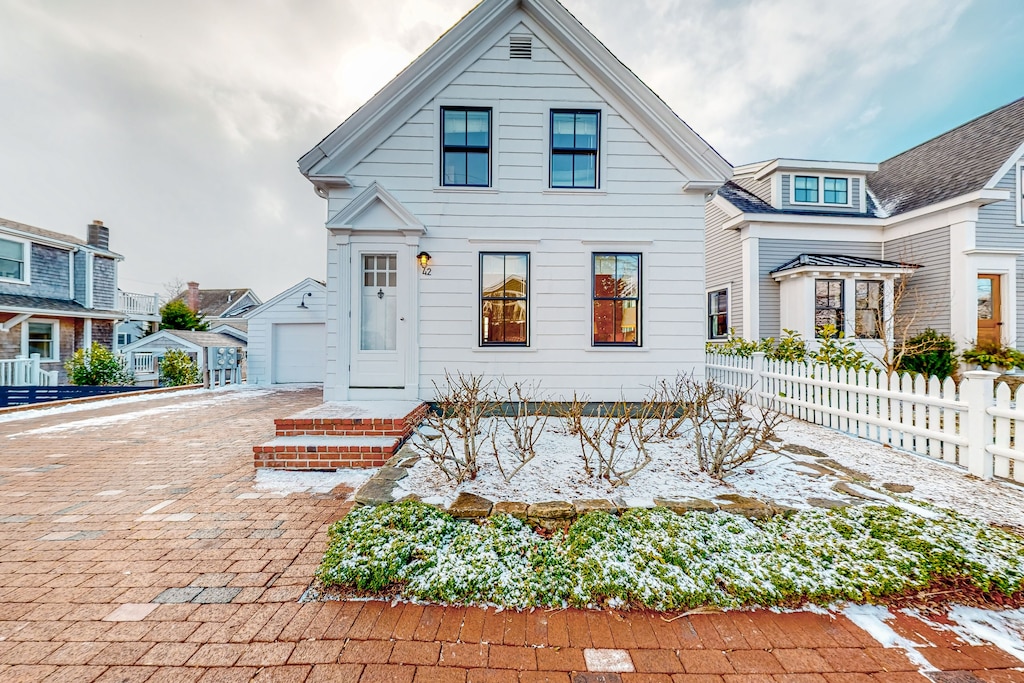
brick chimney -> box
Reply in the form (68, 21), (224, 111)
(186, 281), (200, 312)
(86, 220), (109, 250)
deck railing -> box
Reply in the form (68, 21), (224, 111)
(118, 291), (160, 317)
(0, 355), (58, 387)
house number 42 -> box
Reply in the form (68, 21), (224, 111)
(420, 265), (432, 276)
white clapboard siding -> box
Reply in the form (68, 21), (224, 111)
(246, 281), (326, 385)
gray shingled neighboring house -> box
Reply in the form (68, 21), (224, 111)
(706, 96), (1024, 353)
(0, 218), (160, 384)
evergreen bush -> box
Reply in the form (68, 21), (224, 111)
(159, 349), (201, 386)
(64, 343), (135, 386)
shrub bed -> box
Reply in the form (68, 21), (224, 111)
(317, 501), (1024, 610)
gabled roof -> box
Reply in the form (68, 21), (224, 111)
(122, 329), (246, 353)
(245, 277), (326, 319)
(0, 217), (122, 258)
(770, 254), (918, 276)
(299, 0), (730, 186)
(868, 97), (1024, 217)
(173, 288), (261, 318)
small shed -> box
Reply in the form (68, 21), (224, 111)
(244, 278), (326, 385)
(120, 329), (247, 386)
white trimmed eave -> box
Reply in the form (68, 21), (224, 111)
(0, 305), (124, 321)
(985, 141), (1024, 188)
(710, 193), (742, 219)
(882, 188), (1009, 226)
(299, 0), (731, 185)
(770, 265), (916, 283)
(752, 158), (878, 181)
(0, 313), (30, 332)
(299, 0), (519, 177)
(721, 212), (881, 232)
(523, 0), (731, 183)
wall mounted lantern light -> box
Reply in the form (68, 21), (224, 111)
(416, 251), (431, 269)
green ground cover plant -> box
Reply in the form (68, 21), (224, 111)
(317, 501), (1024, 610)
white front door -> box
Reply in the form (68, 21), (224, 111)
(351, 252), (405, 387)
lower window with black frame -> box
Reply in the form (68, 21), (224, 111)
(480, 253), (529, 345)
(855, 280), (883, 339)
(814, 278), (844, 336)
(593, 253), (640, 346)
(708, 288), (728, 339)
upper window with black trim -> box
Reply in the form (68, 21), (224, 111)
(793, 175), (850, 205)
(481, 253), (528, 346)
(593, 253), (640, 346)
(551, 110), (599, 189)
(708, 289), (728, 339)
(0, 237), (26, 282)
(442, 107), (491, 187)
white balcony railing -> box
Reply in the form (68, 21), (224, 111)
(118, 291), (160, 317)
(0, 354), (57, 387)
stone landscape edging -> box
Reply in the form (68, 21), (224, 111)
(349, 441), (910, 527)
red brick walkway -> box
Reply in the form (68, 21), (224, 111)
(0, 387), (1020, 682)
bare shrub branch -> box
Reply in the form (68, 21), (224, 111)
(492, 379), (550, 482)
(412, 371), (494, 483)
(685, 377), (783, 479)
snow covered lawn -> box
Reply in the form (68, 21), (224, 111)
(316, 500), (1024, 610)
(395, 415), (1024, 533)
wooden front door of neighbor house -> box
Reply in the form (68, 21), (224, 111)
(977, 274), (1002, 346)
(350, 252), (405, 388)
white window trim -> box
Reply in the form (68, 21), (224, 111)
(21, 318), (60, 362)
(705, 285), (731, 341)
(0, 234), (31, 286)
(1016, 160), (1023, 227)
(789, 174), (855, 208)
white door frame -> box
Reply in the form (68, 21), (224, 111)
(345, 234), (420, 399)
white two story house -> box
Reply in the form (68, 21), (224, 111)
(298, 0), (730, 402)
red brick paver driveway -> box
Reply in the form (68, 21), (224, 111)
(0, 387), (1020, 683)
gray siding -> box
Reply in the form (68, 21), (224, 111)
(93, 257), (116, 310)
(0, 243), (71, 299)
(977, 163), (1021, 249)
(759, 239), (882, 338)
(704, 203), (742, 336)
(732, 175), (771, 203)
(780, 174), (863, 214)
(883, 227), (951, 337)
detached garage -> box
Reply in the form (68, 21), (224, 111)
(244, 278), (326, 385)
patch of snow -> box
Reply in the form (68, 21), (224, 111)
(4, 388), (272, 436)
(776, 419), (1024, 531)
(842, 604), (935, 671)
(945, 607), (1024, 663)
(253, 468), (372, 497)
(289, 400), (422, 420)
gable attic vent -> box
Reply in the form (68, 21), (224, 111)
(509, 35), (533, 59)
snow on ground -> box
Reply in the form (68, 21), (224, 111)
(396, 415), (1024, 532)
(254, 468), (372, 497)
(777, 419), (1024, 531)
(0, 383), (320, 427)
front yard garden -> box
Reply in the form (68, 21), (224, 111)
(313, 373), (1024, 611)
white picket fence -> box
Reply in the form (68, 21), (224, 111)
(707, 351), (1023, 483)
(0, 354), (58, 387)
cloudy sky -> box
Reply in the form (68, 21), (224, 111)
(1, 0), (1021, 301)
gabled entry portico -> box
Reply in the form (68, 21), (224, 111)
(324, 182), (423, 401)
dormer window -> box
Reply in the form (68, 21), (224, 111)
(793, 175), (850, 206)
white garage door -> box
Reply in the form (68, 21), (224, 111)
(272, 323), (325, 383)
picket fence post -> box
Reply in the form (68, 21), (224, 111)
(962, 370), (998, 479)
(749, 351), (765, 404)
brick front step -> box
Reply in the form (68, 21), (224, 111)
(254, 436), (401, 470)
(273, 401), (428, 439)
